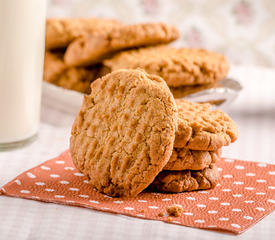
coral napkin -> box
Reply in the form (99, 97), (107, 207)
(1, 150), (274, 234)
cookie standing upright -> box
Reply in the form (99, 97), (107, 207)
(70, 69), (178, 197)
(103, 45), (229, 87)
(64, 23), (180, 66)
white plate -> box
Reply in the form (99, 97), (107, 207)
(184, 78), (242, 107)
(42, 81), (83, 116)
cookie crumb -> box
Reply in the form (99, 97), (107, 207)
(167, 217), (173, 222)
(158, 212), (164, 217)
(166, 204), (183, 217)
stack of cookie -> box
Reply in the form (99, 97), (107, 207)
(44, 17), (229, 99)
(44, 18), (179, 93)
(44, 17), (123, 93)
(150, 99), (238, 193)
(70, 69), (238, 197)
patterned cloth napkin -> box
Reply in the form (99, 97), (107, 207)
(1, 150), (274, 234)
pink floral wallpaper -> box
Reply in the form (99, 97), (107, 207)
(47, 0), (275, 68)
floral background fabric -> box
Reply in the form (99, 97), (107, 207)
(47, 0), (275, 68)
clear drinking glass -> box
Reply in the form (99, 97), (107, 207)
(0, 0), (47, 150)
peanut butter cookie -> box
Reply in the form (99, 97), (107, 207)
(54, 67), (99, 93)
(64, 23), (179, 66)
(43, 51), (99, 93)
(150, 164), (219, 193)
(43, 51), (66, 83)
(174, 99), (238, 150)
(164, 148), (221, 171)
(46, 17), (122, 49)
(103, 45), (229, 87)
(70, 69), (178, 197)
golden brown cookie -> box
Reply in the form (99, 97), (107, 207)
(43, 51), (99, 93)
(150, 164), (219, 193)
(70, 69), (178, 197)
(46, 17), (122, 49)
(103, 45), (229, 87)
(43, 51), (66, 83)
(174, 99), (238, 150)
(54, 67), (99, 94)
(64, 23), (180, 66)
(164, 148), (221, 171)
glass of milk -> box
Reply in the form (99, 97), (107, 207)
(0, 0), (47, 150)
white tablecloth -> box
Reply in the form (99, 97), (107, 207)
(0, 65), (274, 239)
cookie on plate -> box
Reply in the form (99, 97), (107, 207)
(103, 45), (229, 87)
(53, 67), (99, 93)
(70, 69), (178, 197)
(164, 148), (221, 171)
(150, 164), (219, 193)
(174, 99), (238, 150)
(64, 23), (179, 66)
(43, 51), (66, 83)
(46, 17), (122, 49)
(43, 51), (99, 93)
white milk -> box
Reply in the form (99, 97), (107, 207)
(0, 0), (46, 144)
